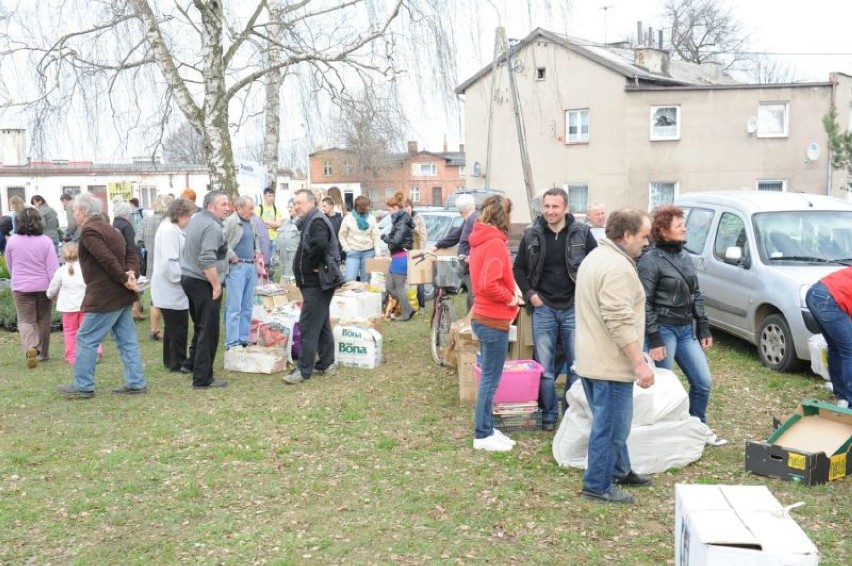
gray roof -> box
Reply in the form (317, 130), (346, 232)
(456, 28), (741, 95)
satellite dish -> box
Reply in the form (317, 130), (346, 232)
(746, 116), (758, 134)
(806, 142), (820, 162)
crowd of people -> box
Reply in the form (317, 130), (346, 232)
(7, 184), (848, 505)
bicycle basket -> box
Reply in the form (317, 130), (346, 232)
(434, 256), (462, 289)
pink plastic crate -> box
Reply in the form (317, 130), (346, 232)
(474, 359), (543, 404)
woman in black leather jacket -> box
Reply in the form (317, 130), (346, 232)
(638, 205), (726, 446)
(381, 192), (415, 321)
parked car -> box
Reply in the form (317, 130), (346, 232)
(376, 206), (465, 256)
(674, 191), (852, 372)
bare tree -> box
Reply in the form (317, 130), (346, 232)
(0, 0), (405, 196)
(747, 54), (798, 84)
(163, 121), (205, 164)
(335, 86), (407, 188)
(663, 0), (749, 70)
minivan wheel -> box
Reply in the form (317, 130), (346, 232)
(757, 314), (800, 372)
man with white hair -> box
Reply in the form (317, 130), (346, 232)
(181, 190), (231, 389)
(56, 193), (147, 398)
(586, 201), (607, 242)
(432, 193), (478, 310)
(223, 195), (263, 351)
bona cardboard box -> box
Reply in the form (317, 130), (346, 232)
(333, 325), (383, 369)
(745, 399), (852, 485)
(674, 484), (818, 566)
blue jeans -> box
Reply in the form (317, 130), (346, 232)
(582, 377), (633, 494)
(472, 320), (510, 439)
(655, 323), (713, 423)
(225, 262), (258, 348)
(74, 306), (146, 392)
(807, 282), (852, 403)
(344, 249), (375, 282)
(532, 304), (577, 423)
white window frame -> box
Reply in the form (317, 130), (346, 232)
(459, 165), (466, 176)
(649, 181), (679, 209)
(565, 183), (588, 214)
(756, 179), (786, 192)
(413, 163), (437, 176)
(409, 187), (420, 203)
(757, 102), (789, 138)
(323, 161), (333, 176)
(650, 105), (681, 141)
(565, 108), (590, 144)
(343, 161), (354, 176)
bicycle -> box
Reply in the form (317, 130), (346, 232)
(412, 251), (461, 366)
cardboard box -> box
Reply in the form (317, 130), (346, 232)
(330, 290), (383, 320)
(674, 484), (819, 566)
(407, 249), (434, 285)
(261, 294), (290, 310)
(331, 315), (383, 332)
(457, 336), (479, 405)
(746, 399), (852, 485)
(224, 346), (288, 374)
(365, 256), (391, 275)
(508, 307), (534, 361)
(333, 325), (383, 369)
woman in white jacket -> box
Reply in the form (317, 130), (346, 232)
(151, 198), (195, 373)
(338, 195), (381, 282)
(47, 243), (103, 364)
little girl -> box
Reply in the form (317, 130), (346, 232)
(47, 243), (102, 364)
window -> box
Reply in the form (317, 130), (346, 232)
(757, 102), (788, 138)
(409, 187), (420, 203)
(649, 181), (677, 209)
(714, 212), (748, 263)
(683, 207), (715, 255)
(757, 179), (785, 192)
(459, 165), (466, 176)
(368, 188), (379, 203)
(565, 109), (589, 143)
(650, 106), (680, 140)
(343, 161), (354, 176)
(536, 67), (546, 80)
(61, 186), (81, 196)
(385, 188), (396, 200)
(323, 161), (333, 176)
(566, 183), (588, 214)
(413, 163), (437, 176)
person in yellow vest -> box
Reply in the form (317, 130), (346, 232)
(258, 187), (282, 277)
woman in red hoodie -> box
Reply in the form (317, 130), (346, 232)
(469, 196), (520, 452)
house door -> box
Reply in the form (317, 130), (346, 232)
(432, 187), (443, 206)
(88, 185), (108, 216)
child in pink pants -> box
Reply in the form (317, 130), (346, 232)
(47, 243), (103, 364)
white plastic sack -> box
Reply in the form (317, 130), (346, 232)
(552, 372), (710, 475)
(808, 333), (830, 381)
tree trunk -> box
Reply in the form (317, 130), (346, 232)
(263, 3), (285, 190)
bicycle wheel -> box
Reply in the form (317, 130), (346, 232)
(430, 297), (456, 366)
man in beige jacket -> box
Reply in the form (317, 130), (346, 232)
(574, 209), (654, 504)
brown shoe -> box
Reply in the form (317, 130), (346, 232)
(26, 347), (38, 369)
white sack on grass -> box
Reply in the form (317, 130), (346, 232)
(808, 333), (830, 381)
(561, 367), (690, 426)
(552, 371), (710, 475)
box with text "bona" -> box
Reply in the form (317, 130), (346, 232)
(333, 325), (383, 369)
(674, 484), (818, 566)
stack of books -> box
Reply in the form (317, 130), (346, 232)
(492, 401), (538, 416)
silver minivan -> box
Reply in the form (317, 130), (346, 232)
(674, 191), (852, 372)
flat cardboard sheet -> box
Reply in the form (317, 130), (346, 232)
(774, 415), (852, 455)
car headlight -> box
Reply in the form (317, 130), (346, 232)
(799, 284), (811, 309)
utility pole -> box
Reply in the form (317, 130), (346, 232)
(502, 30), (536, 205)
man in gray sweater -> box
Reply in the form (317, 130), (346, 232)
(181, 190), (230, 389)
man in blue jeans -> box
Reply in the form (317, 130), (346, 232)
(574, 209), (653, 504)
(223, 196), (264, 351)
(56, 193), (147, 398)
(513, 188), (597, 430)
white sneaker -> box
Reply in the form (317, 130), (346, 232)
(473, 433), (513, 452)
(825, 382), (834, 392)
(838, 399), (849, 409)
(707, 430), (728, 447)
(492, 428), (516, 446)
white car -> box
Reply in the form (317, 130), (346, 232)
(675, 191), (852, 372)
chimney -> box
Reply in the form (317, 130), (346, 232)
(658, 29), (664, 50)
(443, 135), (448, 153)
(407, 141), (418, 154)
(459, 143), (465, 153)
(636, 21), (643, 45)
(634, 47), (670, 75)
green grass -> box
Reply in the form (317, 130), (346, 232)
(0, 300), (849, 564)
